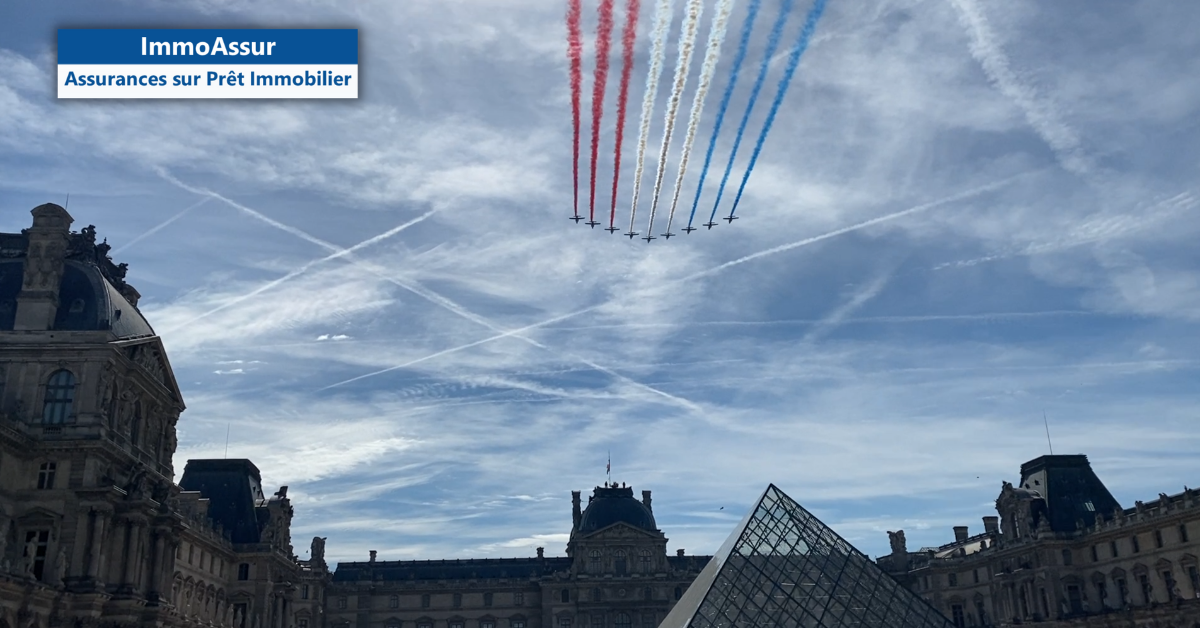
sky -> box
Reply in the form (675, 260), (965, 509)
(1, 0), (1199, 566)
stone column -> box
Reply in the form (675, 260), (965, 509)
(147, 533), (165, 599)
(86, 513), (107, 579)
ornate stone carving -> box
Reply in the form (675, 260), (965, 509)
(131, 345), (168, 387)
(311, 537), (326, 563)
(887, 530), (907, 556)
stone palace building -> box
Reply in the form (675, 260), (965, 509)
(879, 454), (1200, 627)
(0, 204), (330, 628)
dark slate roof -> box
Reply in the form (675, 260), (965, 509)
(667, 555), (712, 572)
(1019, 455), (1121, 533)
(0, 258), (153, 338)
(578, 486), (657, 535)
(179, 459), (268, 544)
(333, 557), (573, 582)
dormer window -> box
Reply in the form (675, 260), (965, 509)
(42, 370), (75, 424)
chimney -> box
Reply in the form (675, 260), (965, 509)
(572, 491), (582, 530)
(537, 547), (544, 559)
(642, 490), (653, 512)
(983, 516), (999, 535)
(676, 549), (685, 557)
(369, 550), (377, 563)
(953, 526), (969, 543)
(14, 204), (73, 331)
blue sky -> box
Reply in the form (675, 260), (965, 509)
(2, 0), (1199, 565)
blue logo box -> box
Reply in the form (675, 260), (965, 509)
(58, 28), (358, 65)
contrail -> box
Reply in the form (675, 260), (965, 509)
(727, 0), (827, 220)
(663, 0), (737, 235)
(161, 209), (440, 333)
(113, 196), (210, 255)
(156, 171), (700, 412)
(685, 0), (763, 231)
(947, 0), (1090, 176)
(567, 0), (584, 219)
(587, 0), (617, 226)
(706, 0), (794, 227)
(608, 0), (642, 231)
(329, 173), (1030, 388)
(644, 0), (706, 239)
(626, 0), (676, 236)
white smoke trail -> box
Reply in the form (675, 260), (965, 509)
(664, 0), (736, 234)
(645, 0), (706, 237)
(627, 0), (677, 234)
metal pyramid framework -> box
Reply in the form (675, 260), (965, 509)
(660, 484), (954, 628)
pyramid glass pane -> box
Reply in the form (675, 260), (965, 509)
(661, 485), (954, 628)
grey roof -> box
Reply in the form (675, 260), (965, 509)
(333, 557), (572, 582)
(1019, 455), (1121, 533)
(578, 486), (658, 535)
(179, 459), (268, 544)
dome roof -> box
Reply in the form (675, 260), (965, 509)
(0, 259), (154, 338)
(578, 486), (657, 535)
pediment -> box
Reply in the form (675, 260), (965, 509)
(580, 521), (662, 540)
(116, 338), (184, 406)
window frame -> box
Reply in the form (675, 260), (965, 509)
(41, 369), (76, 424)
(37, 462), (57, 489)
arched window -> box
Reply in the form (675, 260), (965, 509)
(42, 370), (75, 423)
(130, 401), (142, 447)
(614, 550), (627, 575)
(639, 550), (652, 572)
(589, 550), (602, 572)
(560, 589), (570, 603)
(614, 614), (631, 628)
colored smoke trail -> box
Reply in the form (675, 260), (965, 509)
(685, 0), (762, 230)
(707, 0), (794, 226)
(588, 0), (617, 225)
(627, 0), (676, 235)
(567, 0), (583, 218)
(728, 0), (828, 219)
(645, 0), (706, 237)
(608, 0), (642, 230)
(663, 0), (736, 234)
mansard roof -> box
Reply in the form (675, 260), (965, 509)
(1018, 454), (1121, 533)
(333, 557), (572, 582)
(179, 459), (269, 544)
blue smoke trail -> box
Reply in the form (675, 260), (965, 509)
(706, 0), (795, 227)
(683, 0), (763, 231)
(727, 0), (828, 219)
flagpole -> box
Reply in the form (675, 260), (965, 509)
(607, 450), (611, 485)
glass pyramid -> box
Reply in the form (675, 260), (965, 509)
(660, 485), (954, 628)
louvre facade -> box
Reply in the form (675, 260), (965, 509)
(660, 484), (954, 628)
(878, 455), (1200, 627)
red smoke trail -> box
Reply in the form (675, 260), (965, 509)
(588, 0), (616, 226)
(608, 0), (641, 230)
(568, 0), (583, 219)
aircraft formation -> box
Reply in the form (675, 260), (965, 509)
(566, 0), (829, 241)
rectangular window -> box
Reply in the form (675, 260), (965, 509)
(421, 594), (430, 609)
(298, 620), (308, 628)
(1061, 549), (1073, 566)
(513, 592), (524, 606)
(336, 597), (347, 610)
(1066, 585), (1082, 614)
(234, 603), (249, 628)
(1155, 529), (1164, 548)
(302, 585), (309, 600)
(559, 620), (571, 628)
(1164, 571), (1177, 600)
(1131, 535), (1141, 553)
(449, 623), (463, 628)
(452, 593), (462, 608)
(1097, 580), (1108, 605)
(1091, 545), (1098, 562)
(37, 462), (56, 489)
(1117, 578), (1128, 606)
(481, 622), (495, 628)
(484, 592), (493, 607)
(948, 572), (957, 587)
(641, 616), (655, 628)
(1181, 524), (1190, 543)
(389, 595), (398, 609)
(1110, 541), (1119, 558)
(1138, 574), (1152, 604)
(23, 530), (50, 580)
(237, 563), (250, 580)
(973, 569), (979, 584)
(511, 622), (526, 628)
(590, 615), (603, 628)
(950, 605), (964, 628)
